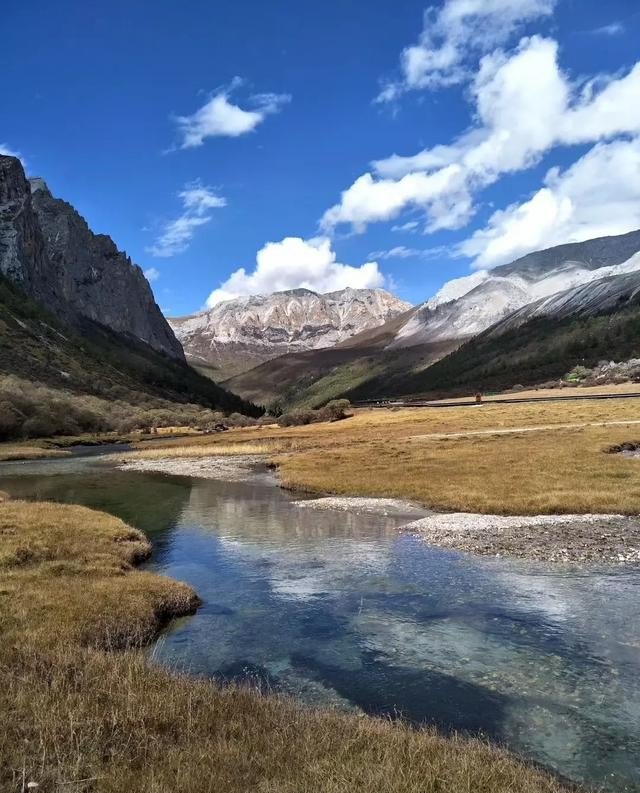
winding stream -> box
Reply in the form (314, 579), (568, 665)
(1, 453), (639, 791)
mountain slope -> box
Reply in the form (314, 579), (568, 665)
(0, 272), (259, 427)
(389, 230), (640, 349)
(222, 309), (456, 408)
(0, 155), (183, 359)
(169, 287), (411, 380)
(226, 231), (640, 407)
(352, 268), (640, 400)
(0, 154), (259, 435)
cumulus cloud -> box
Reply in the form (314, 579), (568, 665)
(205, 236), (385, 306)
(376, 0), (555, 101)
(322, 37), (640, 235)
(175, 78), (290, 148)
(144, 267), (160, 282)
(459, 136), (640, 268)
(147, 181), (226, 258)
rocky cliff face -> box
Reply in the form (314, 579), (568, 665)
(0, 155), (184, 360)
(170, 287), (411, 380)
(387, 230), (640, 349)
(0, 157), (63, 312)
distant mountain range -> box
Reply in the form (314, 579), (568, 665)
(169, 287), (411, 380)
(224, 231), (640, 407)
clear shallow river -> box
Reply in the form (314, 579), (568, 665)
(1, 454), (639, 792)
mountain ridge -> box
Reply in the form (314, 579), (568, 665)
(224, 230), (640, 407)
(169, 286), (411, 381)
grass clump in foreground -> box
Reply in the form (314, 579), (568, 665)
(0, 498), (573, 792)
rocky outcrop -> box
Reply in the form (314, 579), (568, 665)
(0, 155), (183, 360)
(170, 287), (411, 380)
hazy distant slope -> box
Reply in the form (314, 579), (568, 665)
(222, 309), (455, 408)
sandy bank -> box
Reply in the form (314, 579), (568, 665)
(118, 458), (640, 566)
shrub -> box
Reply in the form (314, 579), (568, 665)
(318, 399), (351, 422)
(277, 409), (318, 427)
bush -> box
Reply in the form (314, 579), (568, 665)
(277, 401), (351, 427)
(318, 399), (351, 422)
(277, 409), (318, 427)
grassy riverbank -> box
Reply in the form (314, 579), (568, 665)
(0, 497), (573, 792)
(0, 442), (71, 461)
(129, 392), (640, 514)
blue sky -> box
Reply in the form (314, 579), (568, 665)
(2, 0), (640, 315)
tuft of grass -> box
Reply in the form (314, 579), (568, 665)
(0, 500), (573, 792)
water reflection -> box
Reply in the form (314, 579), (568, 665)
(1, 456), (639, 791)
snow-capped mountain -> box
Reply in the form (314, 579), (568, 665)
(388, 229), (640, 349)
(169, 287), (411, 380)
(488, 255), (640, 335)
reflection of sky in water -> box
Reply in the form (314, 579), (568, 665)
(2, 457), (640, 792)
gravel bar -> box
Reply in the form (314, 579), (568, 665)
(401, 512), (640, 565)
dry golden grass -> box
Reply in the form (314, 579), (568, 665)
(136, 395), (640, 514)
(0, 499), (572, 793)
(0, 443), (71, 461)
(123, 440), (287, 461)
(0, 500), (198, 649)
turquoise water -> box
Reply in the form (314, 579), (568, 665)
(2, 454), (639, 791)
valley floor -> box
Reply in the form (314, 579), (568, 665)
(0, 497), (571, 793)
(129, 385), (640, 516)
(111, 384), (640, 565)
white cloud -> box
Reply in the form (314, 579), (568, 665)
(368, 246), (423, 259)
(391, 220), (420, 232)
(144, 267), (160, 282)
(368, 245), (448, 260)
(175, 78), (290, 148)
(376, 0), (555, 101)
(206, 236), (385, 306)
(460, 136), (640, 268)
(323, 37), (640, 235)
(591, 22), (624, 36)
(147, 181), (226, 258)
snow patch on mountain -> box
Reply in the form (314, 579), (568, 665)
(390, 245), (640, 349)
